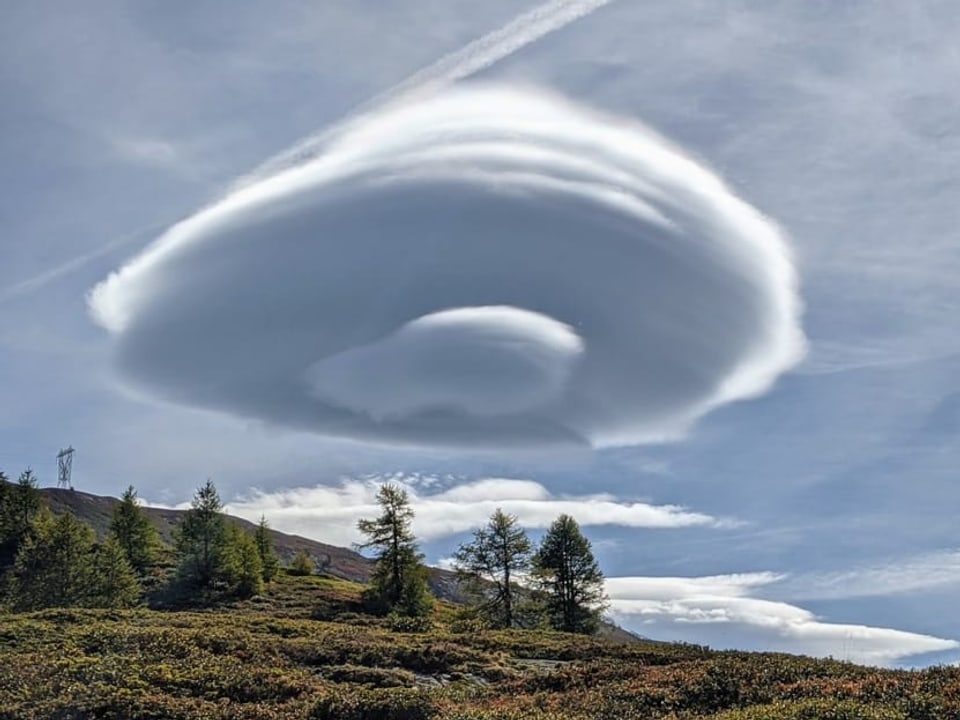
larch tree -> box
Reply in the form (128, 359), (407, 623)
(254, 515), (280, 583)
(453, 508), (532, 628)
(90, 535), (141, 608)
(356, 483), (433, 616)
(0, 469), (43, 569)
(109, 485), (160, 576)
(533, 514), (607, 634)
(10, 510), (95, 610)
(174, 480), (228, 592)
(221, 524), (264, 598)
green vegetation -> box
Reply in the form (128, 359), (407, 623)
(8, 507), (140, 611)
(290, 549), (316, 576)
(109, 485), (160, 575)
(256, 514), (281, 582)
(174, 479), (230, 592)
(2, 571), (960, 719)
(533, 513), (607, 634)
(454, 508), (533, 628)
(90, 535), (142, 608)
(2, 474), (282, 610)
(3, 470), (959, 719)
(0, 468), (43, 569)
(357, 483), (433, 617)
(223, 522), (265, 598)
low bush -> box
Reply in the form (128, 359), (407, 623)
(311, 686), (436, 720)
(323, 664), (417, 688)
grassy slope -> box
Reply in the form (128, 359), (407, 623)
(2, 572), (959, 720)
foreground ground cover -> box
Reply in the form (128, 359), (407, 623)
(2, 573), (959, 719)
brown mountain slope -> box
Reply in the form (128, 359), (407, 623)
(37, 486), (458, 597)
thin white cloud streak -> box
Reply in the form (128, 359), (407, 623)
(797, 341), (958, 376)
(248, 0), (617, 183)
(772, 549), (960, 601)
(223, 476), (721, 547)
(89, 86), (805, 449)
(8, 0), (616, 305)
(380, 0), (616, 101)
(606, 574), (959, 667)
(0, 222), (165, 307)
(113, 138), (180, 169)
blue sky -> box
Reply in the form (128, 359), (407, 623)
(2, 1), (959, 667)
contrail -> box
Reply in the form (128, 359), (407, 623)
(0, 222), (165, 307)
(245, 0), (617, 183)
(10, 0), (615, 302)
(382, 0), (615, 99)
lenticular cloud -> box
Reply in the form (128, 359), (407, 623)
(89, 86), (805, 448)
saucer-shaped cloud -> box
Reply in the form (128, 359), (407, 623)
(90, 86), (804, 448)
(306, 306), (583, 421)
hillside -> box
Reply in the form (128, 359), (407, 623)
(2, 572), (960, 719)
(4, 483), (960, 718)
(37, 485), (463, 599)
(22, 483), (644, 644)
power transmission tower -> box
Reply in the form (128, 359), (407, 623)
(56, 446), (75, 490)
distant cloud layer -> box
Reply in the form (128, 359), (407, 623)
(772, 548), (960, 601)
(90, 86), (804, 448)
(606, 574), (958, 667)
(221, 476), (719, 547)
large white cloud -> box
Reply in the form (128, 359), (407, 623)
(606, 574), (959, 667)
(219, 476), (720, 547)
(90, 85), (805, 448)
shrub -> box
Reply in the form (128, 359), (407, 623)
(311, 686), (436, 720)
(713, 698), (908, 720)
(387, 612), (435, 634)
(289, 550), (315, 577)
(323, 664), (416, 688)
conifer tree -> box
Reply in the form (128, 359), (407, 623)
(109, 485), (160, 576)
(0, 470), (7, 516)
(357, 483), (433, 616)
(221, 524), (264, 598)
(0, 471), (9, 566)
(10, 510), (95, 610)
(533, 514), (607, 635)
(90, 536), (141, 608)
(0, 469), (43, 568)
(9, 470), (41, 535)
(254, 515), (280, 582)
(175, 480), (228, 592)
(454, 508), (532, 628)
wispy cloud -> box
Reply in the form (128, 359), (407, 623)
(222, 476), (722, 547)
(0, 222), (164, 307)
(112, 138), (181, 169)
(771, 549), (960, 601)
